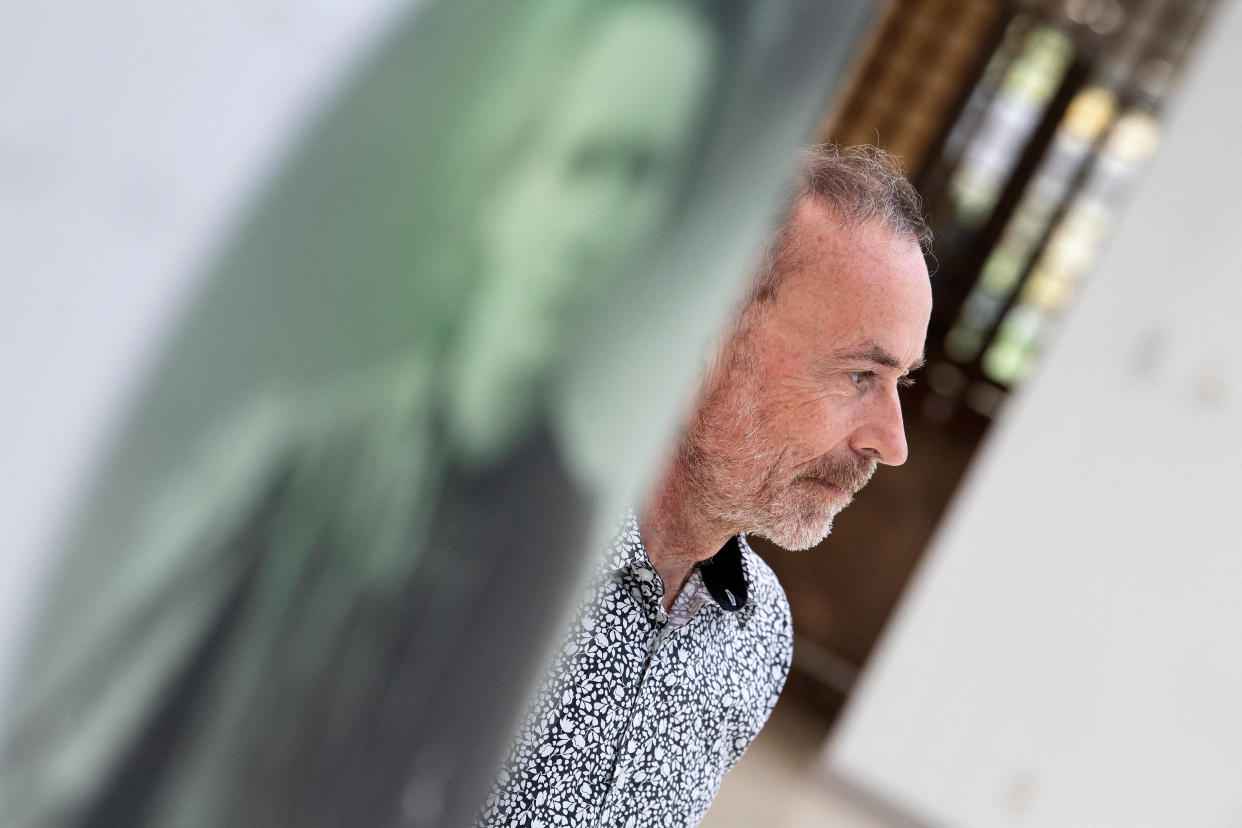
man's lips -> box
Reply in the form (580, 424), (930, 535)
(797, 453), (876, 501)
(809, 478), (851, 499)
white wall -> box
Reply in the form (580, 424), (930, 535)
(825, 2), (1242, 825)
(0, 0), (414, 719)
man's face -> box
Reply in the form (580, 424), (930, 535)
(685, 199), (932, 550)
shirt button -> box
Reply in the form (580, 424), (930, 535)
(655, 607), (668, 624)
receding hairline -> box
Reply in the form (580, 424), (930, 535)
(748, 144), (932, 307)
(790, 144), (931, 251)
(789, 193), (927, 253)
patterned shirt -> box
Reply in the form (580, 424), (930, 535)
(478, 513), (793, 827)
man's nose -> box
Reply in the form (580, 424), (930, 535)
(851, 387), (909, 466)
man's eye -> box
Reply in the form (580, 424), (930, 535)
(847, 371), (874, 386)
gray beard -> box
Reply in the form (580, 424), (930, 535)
(677, 397), (876, 551)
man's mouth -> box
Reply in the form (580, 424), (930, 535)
(809, 477), (852, 500)
(798, 454), (877, 500)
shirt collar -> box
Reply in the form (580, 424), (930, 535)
(604, 510), (757, 623)
(603, 509), (649, 574)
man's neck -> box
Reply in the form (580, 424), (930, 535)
(640, 464), (737, 611)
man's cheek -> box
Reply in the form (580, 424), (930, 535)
(796, 392), (848, 427)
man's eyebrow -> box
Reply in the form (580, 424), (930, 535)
(831, 344), (926, 374)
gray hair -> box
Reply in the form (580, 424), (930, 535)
(750, 143), (932, 304)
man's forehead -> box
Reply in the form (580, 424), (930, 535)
(787, 205), (926, 282)
(763, 202), (932, 371)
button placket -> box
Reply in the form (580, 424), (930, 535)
(597, 607), (658, 814)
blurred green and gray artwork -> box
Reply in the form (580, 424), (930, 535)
(0, 1), (875, 825)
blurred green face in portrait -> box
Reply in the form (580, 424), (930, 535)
(448, 1), (719, 462)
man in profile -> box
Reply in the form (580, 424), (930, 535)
(480, 143), (933, 826)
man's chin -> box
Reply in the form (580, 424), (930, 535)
(756, 509), (837, 551)
(753, 480), (856, 550)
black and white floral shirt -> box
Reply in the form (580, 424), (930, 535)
(477, 513), (793, 827)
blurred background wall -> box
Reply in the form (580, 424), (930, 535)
(825, 0), (1242, 822)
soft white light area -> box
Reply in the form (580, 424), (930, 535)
(0, 0), (416, 717)
(826, 3), (1242, 826)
